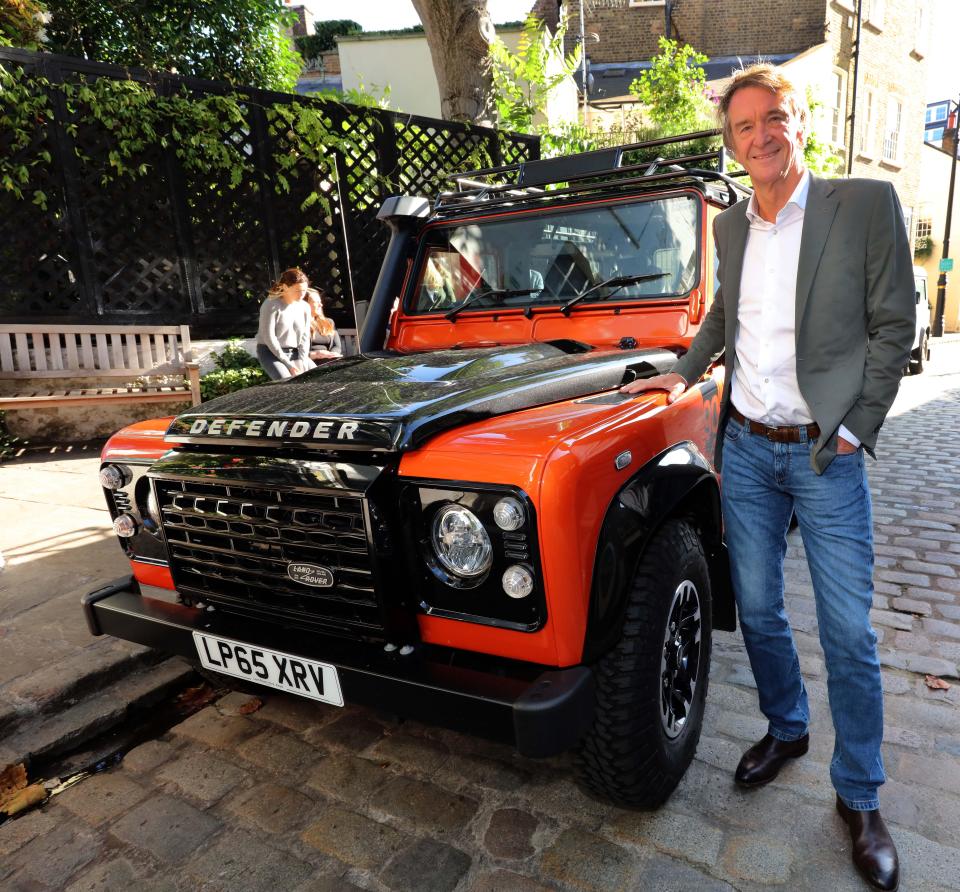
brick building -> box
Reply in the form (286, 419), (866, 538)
(532, 0), (930, 235)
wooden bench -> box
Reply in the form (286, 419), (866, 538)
(0, 324), (201, 411)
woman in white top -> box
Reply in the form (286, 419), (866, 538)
(256, 268), (316, 380)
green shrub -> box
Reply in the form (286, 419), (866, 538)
(0, 409), (23, 462)
(213, 339), (260, 371)
(200, 339), (266, 400)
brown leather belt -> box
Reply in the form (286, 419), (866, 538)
(728, 406), (820, 443)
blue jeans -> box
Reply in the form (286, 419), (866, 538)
(721, 416), (884, 810)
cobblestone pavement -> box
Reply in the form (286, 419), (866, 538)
(2, 341), (959, 892)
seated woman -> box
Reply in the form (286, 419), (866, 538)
(255, 268), (316, 380)
(304, 288), (343, 363)
(420, 256), (457, 310)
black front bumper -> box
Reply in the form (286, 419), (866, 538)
(82, 577), (595, 758)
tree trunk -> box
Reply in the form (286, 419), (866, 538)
(411, 0), (496, 126)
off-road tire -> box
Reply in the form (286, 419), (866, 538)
(909, 332), (928, 375)
(577, 518), (712, 808)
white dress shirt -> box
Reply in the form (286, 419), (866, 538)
(731, 171), (859, 446)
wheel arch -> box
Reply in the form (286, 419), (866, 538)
(581, 441), (736, 663)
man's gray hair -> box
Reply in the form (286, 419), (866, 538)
(718, 63), (809, 151)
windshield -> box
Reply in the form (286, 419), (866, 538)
(409, 193), (700, 315)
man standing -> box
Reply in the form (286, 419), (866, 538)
(622, 65), (914, 891)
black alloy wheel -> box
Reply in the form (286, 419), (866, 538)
(577, 518), (712, 808)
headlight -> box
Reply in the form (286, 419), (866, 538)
(431, 504), (493, 578)
(493, 496), (525, 531)
(113, 513), (140, 538)
(99, 463), (133, 490)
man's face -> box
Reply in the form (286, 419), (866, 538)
(727, 85), (806, 189)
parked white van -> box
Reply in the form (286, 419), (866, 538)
(910, 266), (932, 375)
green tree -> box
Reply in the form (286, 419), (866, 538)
(42, 0), (302, 91)
(488, 13), (580, 134)
(295, 18), (362, 63)
(802, 88), (843, 177)
(629, 37), (713, 136)
(1, 0), (47, 49)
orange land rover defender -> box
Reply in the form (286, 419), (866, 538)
(84, 134), (745, 806)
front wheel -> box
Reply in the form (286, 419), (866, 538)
(577, 518), (712, 808)
(909, 331), (928, 375)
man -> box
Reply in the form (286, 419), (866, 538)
(622, 65), (914, 891)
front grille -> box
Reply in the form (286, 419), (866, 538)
(155, 478), (383, 639)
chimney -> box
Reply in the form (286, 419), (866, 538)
(945, 127), (958, 160)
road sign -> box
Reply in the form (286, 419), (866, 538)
(941, 258), (954, 272)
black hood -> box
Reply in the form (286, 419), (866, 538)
(167, 340), (678, 452)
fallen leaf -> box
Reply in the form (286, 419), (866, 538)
(924, 675), (951, 691)
(0, 763), (27, 809)
(176, 683), (219, 712)
(237, 697), (263, 715)
(1, 783), (46, 817)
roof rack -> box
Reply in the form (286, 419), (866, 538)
(435, 129), (751, 215)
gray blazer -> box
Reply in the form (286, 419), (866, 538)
(674, 175), (916, 474)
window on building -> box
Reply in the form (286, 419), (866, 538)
(628, 0), (666, 6)
(927, 102), (949, 124)
(827, 69), (847, 146)
(857, 88), (875, 157)
(882, 97), (902, 164)
(926, 127), (945, 144)
(915, 215), (932, 255)
(864, 0), (885, 29)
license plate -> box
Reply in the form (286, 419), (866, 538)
(193, 631), (344, 706)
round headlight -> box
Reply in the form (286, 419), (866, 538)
(99, 463), (133, 491)
(113, 513), (140, 538)
(431, 504), (493, 578)
(502, 564), (534, 599)
(493, 496), (525, 531)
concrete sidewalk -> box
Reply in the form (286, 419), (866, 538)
(0, 443), (193, 769)
(1, 340), (959, 890)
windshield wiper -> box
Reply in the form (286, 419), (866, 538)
(445, 287), (542, 322)
(560, 272), (669, 316)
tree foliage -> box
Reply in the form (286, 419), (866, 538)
(1, 0), (47, 49)
(41, 0), (302, 91)
(629, 37), (713, 136)
(488, 13), (579, 134)
(295, 18), (362, 62)
(802, 88), (843, 177)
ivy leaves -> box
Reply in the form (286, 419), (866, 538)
(0, 59), (388, 251)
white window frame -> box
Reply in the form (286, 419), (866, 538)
(926, 126), (945, 144)
(857, 87), (875, 159)
(881, 95), (903, 166)
(832, 0), (856, 13)
(628, 0), (667, 6)
(864, 0), (885, 30)
(828, 68), (848, 148)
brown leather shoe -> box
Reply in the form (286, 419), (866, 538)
(734, 733), (809, 788)
(836, 796), (900, 891)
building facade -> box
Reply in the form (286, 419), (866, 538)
(536, 0), (929, 237)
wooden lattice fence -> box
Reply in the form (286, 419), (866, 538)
(0, 47), (539, 336)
